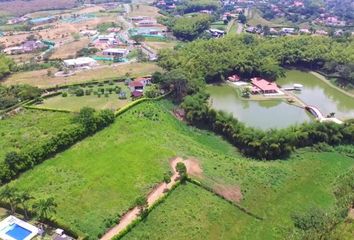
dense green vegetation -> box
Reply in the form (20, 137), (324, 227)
(168, 14), (212, 41)
(175, 0), (220, 14)
(0, 110), (76, 162)
(0, 54), (15, 79)
(158, 35), (354, 82)
(0, 84), (42, 110)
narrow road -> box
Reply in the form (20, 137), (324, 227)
(100, 157), (188, 240)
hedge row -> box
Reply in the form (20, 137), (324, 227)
(0, 109), (115, 185)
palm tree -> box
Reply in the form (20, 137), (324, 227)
(0, 186), (18, 214)
(17, 191), (33, 220)
(33, 197), (57, 220)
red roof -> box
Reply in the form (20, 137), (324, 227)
(251, 77), (279, 91)
(129, 80), (144, 87)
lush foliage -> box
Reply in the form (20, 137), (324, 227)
(0, 84), (42, 110)
(158, 35), (354, 82)
(175, 0), (220, 14)
(0, 54), (15, 79)
(170, 14), (212, 41)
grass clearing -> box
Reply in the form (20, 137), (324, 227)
(36, 83), (132, 112)
(3, 62), (161, 88)
(4, 101), (353, 239)
(5, 101), (241, 238)
(0, 110), (76, 162)
(128, 5), (161, 18)
(123, 183), (257, 240)
(50, 38), (90, 60)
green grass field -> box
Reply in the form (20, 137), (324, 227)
(123, 183), (257, 240)
(0, 110), (76, 162)
(4, 101), (353, 239)
(36, 83), (132, 112)
(5, 101), (241, 238)
(124, 150), (354, 240)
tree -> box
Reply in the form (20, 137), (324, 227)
(238, 13), (247, 24)
(0, 186), (19, 214)
(74, 107), (97, 133)
(131, 35), (144, 44)
(16, 191), (33, 219)
(33, 197), (57, 220)
(135, 196), (148, 218)
(176, 162), (187, 182)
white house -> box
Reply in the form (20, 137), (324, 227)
(63, 57), (98, 69)
(102, 48), (129, 58)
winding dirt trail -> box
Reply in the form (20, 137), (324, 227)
(100, 157), (187, 240)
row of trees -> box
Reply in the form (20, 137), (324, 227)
(0, 84), (42, 110)
(158, 35), (354, 82)
(0, 107), (115, 184)
(0, 186), (57, 221)
(180, 92), (354, 159)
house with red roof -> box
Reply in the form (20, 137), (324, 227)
(128, 77), (152, 93)
(251, 77), (280, 94)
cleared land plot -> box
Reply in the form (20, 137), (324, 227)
(144, 41), (176, 50)
(5, 101), (241, 238)
(123, 183), (256, 240)
(36, 83), (131, 112)
(128, 5), (161, 18)
(0, 110), (76, 162)
(3, 62), (161, 88)
(50, 38), (90, 59)
(248, 9), (290, 28)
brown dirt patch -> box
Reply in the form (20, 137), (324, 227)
(349, 208), (354, 219)
(214, 184), (243, 203)
(185, 158), (203, 179)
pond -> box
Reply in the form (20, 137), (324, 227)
(207, 84), (312, 130)
(277, 70), (354, 120)
(207, 70), (354, 130)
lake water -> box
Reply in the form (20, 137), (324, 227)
(207, 70), (354, 130)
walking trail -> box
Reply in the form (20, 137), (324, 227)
(100, 157), (191, 240)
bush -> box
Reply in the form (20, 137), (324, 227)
(85, 89), (91, 96)
(75, 88), (84, 97)
(62, 92), (68, 97)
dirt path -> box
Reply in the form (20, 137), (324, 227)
(310, 71), (354, 98)
(100, 157), (187, 240)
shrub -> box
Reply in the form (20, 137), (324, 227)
(75, 88), (84, 97)
(62, 92), (68, 97)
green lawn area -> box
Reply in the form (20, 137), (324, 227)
(123, 183), (257, 240)
(210, 21), (227, 31)
(0, 110), (76, 162)
(4, 100), (353, 239)
(35, 83), (132, 112)
(5, 101), (241, 238)
(248, 9), (291, 28)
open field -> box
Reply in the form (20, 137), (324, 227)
(144, 41), (177, 50)
(248, 9), (291, 28)
(50, 38), (90, 59)
(36, 83), (132, 112)
(4, 100), (354, 239)
(123, 183), (256, 240)
(128, 5), (161, 18)
(5, 101), (242, 238)
(0, 110), (76, 162)
(3, 62), (161, 88)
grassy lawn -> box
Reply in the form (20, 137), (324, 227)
(4, 101), (353, 239)
(0, 110), (76, 162)
(248, 9), (290, 28)
(123, 183), (257, 240)
(4, 101), (241, 238)
(36, 83), (131, 112)
(4, 62), (161, 88)
(210, 21), (227, 31)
